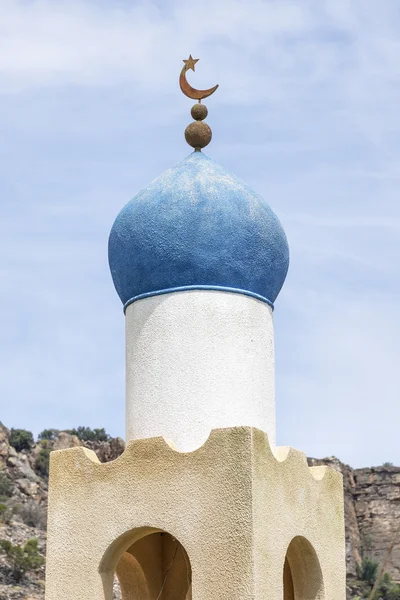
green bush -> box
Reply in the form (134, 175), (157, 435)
(383, 462), (394, 467)
(0, 503), (8, 523)
(0, 472), (13, 499)
(19, 501), (47, 530)
(0, 501), (20, 526)
(376, 572), (400, 600)
(0, 538), (44, 582)
(65, 426), (110, 442)
(9, 429), (34, 452)
(386, 585), (400, 600)
(34, 447), (51, 477)
(38, 429), (59, 441)
(356, 557), (379, 585)
(355, 561), (400, 600)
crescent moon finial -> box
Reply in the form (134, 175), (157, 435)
(180, 55), (219, 101)
(180, 56), (218, 152)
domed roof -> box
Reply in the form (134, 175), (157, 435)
(108, 151), (289, 311)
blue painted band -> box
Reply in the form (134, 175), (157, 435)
(123, 285), (274, 313)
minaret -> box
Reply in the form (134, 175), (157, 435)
(108, 58), (289, 451)
(44, 58), (346, 600)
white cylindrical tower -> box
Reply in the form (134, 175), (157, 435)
(125, 290), (275, 451)
(109, 141), (289, 452)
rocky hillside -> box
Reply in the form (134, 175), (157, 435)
(0, 423), (399, 599)
(308, 457), (400, 598)
(0, 424), (125, 599)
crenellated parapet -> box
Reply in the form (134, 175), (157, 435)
(45, 426), (345, 600)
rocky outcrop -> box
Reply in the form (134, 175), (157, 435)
(308, 456), (400, 586)
(83, 436), (125, 463)
(0, 522), (46, 600)
(354, 465), (400, 581)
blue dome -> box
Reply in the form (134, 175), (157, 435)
(108, 151), (289, 311)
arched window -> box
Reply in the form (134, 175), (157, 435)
(283, 536), (324, 600)
(101, 529), (192, 600)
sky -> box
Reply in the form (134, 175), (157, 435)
(0, 0), (399, 468)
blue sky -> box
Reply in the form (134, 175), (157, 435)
(0, 0), (399, 468)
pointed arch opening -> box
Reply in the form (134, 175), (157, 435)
(100, 528), (192, 600)
(283, 536), (325, 600)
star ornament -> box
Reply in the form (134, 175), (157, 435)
(183, 55), (199, 72)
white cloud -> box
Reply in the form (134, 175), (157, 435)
(0, 0), (307, 91)
(0, 0), (397, 104)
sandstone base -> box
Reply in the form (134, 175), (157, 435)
(44, 427), (346, 599)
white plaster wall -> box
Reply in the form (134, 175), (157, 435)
(125, 290), (275, 451)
